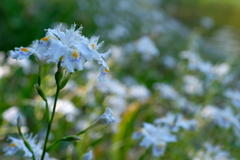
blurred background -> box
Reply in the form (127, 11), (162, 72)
(1, 0), (240, 159)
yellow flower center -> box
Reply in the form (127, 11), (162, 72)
(9, 143), (16, 147)
(41, 36), (50, 41)
(90, 44), (95, 50)
(159, 144), (164, 148)
(105, 69), (109, 72)
(21, 48), (29, 52)
(71, 49), (79, 58)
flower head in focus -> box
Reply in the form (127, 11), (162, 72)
(9, 23), (111, 81)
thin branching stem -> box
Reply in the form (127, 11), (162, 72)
(41, 86), (60, 160)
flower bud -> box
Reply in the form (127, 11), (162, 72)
(95, 108), (115, 125)
(62, 135), (81, 141)
(59, 73), (72, 90)
(34, 84), (47, 101)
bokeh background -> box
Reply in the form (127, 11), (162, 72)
(1, 0), (240, 159)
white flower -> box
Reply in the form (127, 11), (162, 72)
(135, 36), (159, 61)
(201, 105), (240, 130)
(180, 51), (202, 70)
(224, 89), (240, 108)
(10, 23), (111, 81)
(3, 133), (49, 160)
(82, 150), (93, 160)
(193, 143), (234, 160)
(154, 83), (178, 100)
(45, 98), (79, 122)
(94, 108), (115, 125)
(133, 122), (176, 157)
(128, 85), (151, 103)
(2, 106), (26, 126)
(212, 63), (230, 78)
(183, 75), (203, 95)
(154, 112), (197, 132)
(87, 36), (111, 81)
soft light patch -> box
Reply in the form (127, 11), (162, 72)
(21, 48), (29, 52)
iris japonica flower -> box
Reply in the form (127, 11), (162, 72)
(10, 23), (111, 81)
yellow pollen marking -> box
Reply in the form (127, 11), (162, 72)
(41, 36), (50, 41)
(159, 144), (164, 148)
(90, 44), (95, 50)
(137, 128), (142, 132)
(105, 69), (109, 72)
(21, 48), (29, 52)
(72, 52), (79, 58)
(9, 143), (16, 147)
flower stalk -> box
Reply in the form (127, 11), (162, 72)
(17, 117), (36, 160)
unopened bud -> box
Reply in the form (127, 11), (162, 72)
(34, 84), (47, 101)
(59, 73), (72, 90)
(95, 108), (115, 125)
(62, 135), (81, 141)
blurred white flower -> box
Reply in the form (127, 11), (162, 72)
(2, 106), (26, 126)
(183, 75), (203, 95)
(162, 55), (176, 68)
(154, 112), (197, 132)
(128, 85), (151, 103)
(193, 143), (234, 160)
(200, 16), (215, 29)
(96, 78), (127, 97)
(0, 65), (10, 78)
(201, 105), (240, 130)
(154, 83), (178, 100)
(180, 51), (202, 70)
(46, 98), (79, 122)
(224, 89), (240, 108)
(135, 36), (159, 61)
(212, 63), (230, 78)
(82, 150), (92, 160)
(132, 122), (176, 157)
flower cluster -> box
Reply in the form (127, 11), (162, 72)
(10, 24), (111, 81)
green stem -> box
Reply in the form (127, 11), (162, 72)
(46, 139), (62, 151)
(38, 63), (43, 86)
(41, 87), (60, 160)
(17, 125), (36, 160)
(76, 123), (98, 136)
(45, 100), (50, 123)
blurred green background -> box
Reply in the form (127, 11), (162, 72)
(1, 0), (240, 160)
